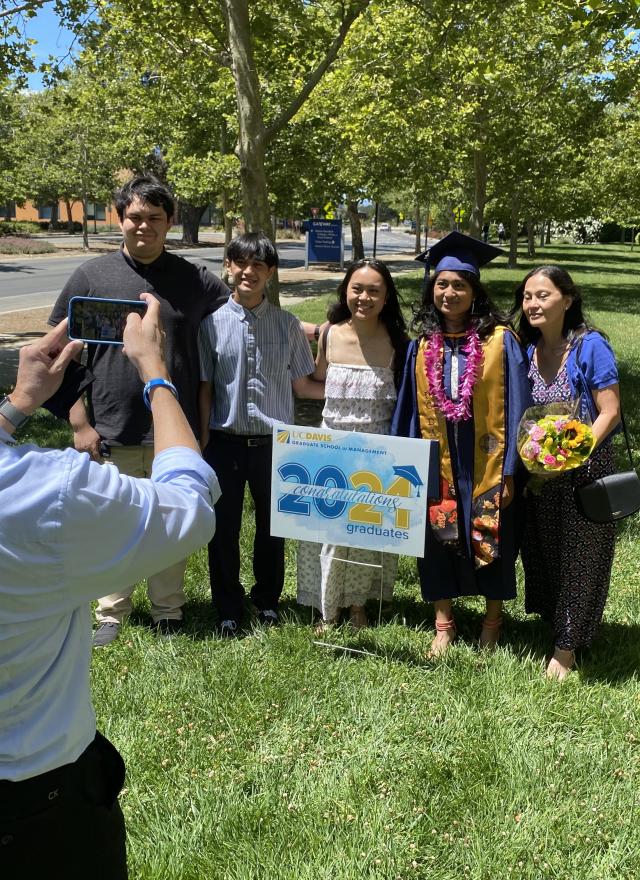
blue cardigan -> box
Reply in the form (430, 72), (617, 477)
(526, 331), (619, 427)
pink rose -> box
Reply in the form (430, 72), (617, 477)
(543, 454), (557, 466)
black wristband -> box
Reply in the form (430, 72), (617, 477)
(314, 325), (321, 341)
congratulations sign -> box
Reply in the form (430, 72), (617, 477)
(270, 424), (436, 557)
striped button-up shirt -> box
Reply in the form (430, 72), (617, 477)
(198, 295), (315, 435)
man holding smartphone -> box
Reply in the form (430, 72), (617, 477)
(0, 297), (219, 878)
(49, 175), (229, 646)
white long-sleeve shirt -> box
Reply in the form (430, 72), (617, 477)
(0, 429), (219, 781)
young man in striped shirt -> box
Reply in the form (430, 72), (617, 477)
(198, 233), (324, 636)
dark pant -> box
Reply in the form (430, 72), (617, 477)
(0, 732), (127, 879)
(204, 433), (285, 623)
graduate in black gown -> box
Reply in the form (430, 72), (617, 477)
(392, 233), (531, 656)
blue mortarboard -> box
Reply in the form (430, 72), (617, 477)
(416, 231), (504, 276)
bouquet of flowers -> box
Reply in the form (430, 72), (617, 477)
(518, 404), (595, 475)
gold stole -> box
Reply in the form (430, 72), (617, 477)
(415, 327), (510, 567)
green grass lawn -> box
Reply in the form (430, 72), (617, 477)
(13, 242), (640, 879)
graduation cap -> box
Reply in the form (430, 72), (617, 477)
(392, 465), (424, 497)
(416, 231), (504, 276)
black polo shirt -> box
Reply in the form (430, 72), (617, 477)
(49, 248), (229, 445)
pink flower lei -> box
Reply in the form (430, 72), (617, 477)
(423, 328), (483, 421)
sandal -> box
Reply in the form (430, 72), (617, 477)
(478, 614), (503, 650)
(427, 617), (456, 659)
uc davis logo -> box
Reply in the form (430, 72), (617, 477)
(277, 430), (290, 444)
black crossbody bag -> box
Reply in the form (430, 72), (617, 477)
(572, 339), (640, 523)
(574, 408), (640, 523)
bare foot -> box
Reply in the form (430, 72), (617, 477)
(546, 648), (575, 681)
(349, 605), (368, 630)
(427, 619), (456, 659)
(478, 615), (503, 651)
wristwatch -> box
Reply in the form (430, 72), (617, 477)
(0, 395), (30, 430)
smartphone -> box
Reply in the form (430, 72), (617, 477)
(68, 296), (148, 345)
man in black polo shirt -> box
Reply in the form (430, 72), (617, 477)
(49, 175), (229, 647)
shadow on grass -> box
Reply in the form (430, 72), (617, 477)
(278, 596), (640, 683)
(489, 279), (640, 315)
(524, 247), (640, 274)
(578, 621), (640, 685)
(124, 584), (638, 682)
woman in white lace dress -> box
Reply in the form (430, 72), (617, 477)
(297, 259), (408, 628)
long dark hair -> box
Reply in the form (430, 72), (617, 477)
(510, 265), (603, 345)
(412, 270), (508, 340)
(327, 258), (408, 384)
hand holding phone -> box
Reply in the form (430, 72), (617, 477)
(121, 293), (167, 383)
(68, 296), (148, 345)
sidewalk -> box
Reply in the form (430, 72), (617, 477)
(0, 251), (420, 388)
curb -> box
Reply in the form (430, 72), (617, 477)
(0, 250), (421, 388)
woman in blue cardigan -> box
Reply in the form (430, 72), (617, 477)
(512, 266), (621, 680)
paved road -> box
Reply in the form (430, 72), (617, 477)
(0, 229), (415, 314)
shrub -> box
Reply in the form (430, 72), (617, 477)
(50, 220), (83, 233)
(0, 220), (44, 236)
(0, 236), (57, 254)
(550, 217), (603, 244)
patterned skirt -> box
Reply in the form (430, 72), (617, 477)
(521, 441), (616, 650)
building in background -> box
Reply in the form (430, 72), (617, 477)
(0, 199), (119, 229)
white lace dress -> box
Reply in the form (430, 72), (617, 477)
(296, 335), (399, 621)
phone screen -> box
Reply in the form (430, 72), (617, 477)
(68, 297), (148, 345)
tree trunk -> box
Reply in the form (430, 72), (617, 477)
(469, 147), (487, 239)
(221, 187), (234, 267)
(527, 218), (536, 257)
(546, 219), (551, 244)
(81, 194), (89, 252)
(65, 198), (74, 234)
(223, 0), (279, 303)
(508, 193), (518, 269)
(424, 200), (430, 250)
(539, 221), (545, 249)
(347, 200), (364, 260)
(414, 201), (421, 254)
(180, 203), (207, 245)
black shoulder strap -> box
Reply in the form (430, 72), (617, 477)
(620, 409), (635, 469)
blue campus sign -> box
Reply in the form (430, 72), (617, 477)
(305, 219), (343, 266)
(270, 424), (437, 557)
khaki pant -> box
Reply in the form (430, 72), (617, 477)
(95, 445), (187, 625)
